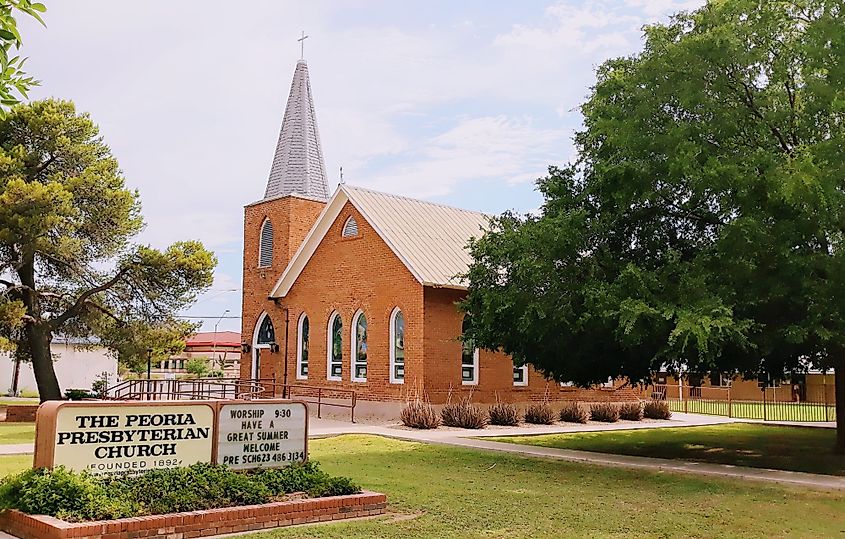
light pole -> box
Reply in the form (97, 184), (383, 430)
(213, 309), (230, 374)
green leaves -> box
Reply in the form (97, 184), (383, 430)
(463, 0), (845, 387)
(0, 1), (47, 114)
(0, 100), (217, 397)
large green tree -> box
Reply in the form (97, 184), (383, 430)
(0, 99), (216, 401)
(462, 0), (845, 450)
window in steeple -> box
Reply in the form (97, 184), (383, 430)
(258, 219), (274, 267)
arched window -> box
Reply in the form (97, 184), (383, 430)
(327, 312), (343, 380)
(256, 314), (275, 344)
(342, 216), (359, 238)
(389, 308), (405, 384)
(258, 219), (274, 268)
(252, 312), (274, 379)
(296, 314), (309, 380)
(461, 316), (478, 385)
(351, 310), (367, 382)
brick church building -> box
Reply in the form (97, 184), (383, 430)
(240, 59), (634, 416)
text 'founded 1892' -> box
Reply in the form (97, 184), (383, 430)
(216, 402), (307, 470)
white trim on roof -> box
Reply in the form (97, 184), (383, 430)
(269, 184), (488, 298)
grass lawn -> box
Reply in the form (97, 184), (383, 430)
(488, 423), (845, 476)
(237, 434), (844, 539)
(0, 455), (30, 476)
(0, 398), (39, 406)
(0, 423), (35, 445)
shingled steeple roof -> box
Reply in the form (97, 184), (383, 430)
(264, 60), (329, 201)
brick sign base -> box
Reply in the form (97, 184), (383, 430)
(0, 491), (387, 539)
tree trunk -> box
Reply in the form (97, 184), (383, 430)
(835, 356), (845, 454)
(28, 323), (61, 402)
(16, 255), (62, 402)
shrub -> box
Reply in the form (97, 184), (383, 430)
(441, 398), (488, 429)
(488, 402), (520, 426)
(0, 467), (137, 522)
(0, 462), (360, 522)
(64, 388), (95, 400)
(307, 476), (360, 498)
(401, 400), (441, 429)
(590, 402), (620, 423)
(524, 402), (556, 425)
(619, 401), (644, 421)
(559, 401), (589, 423)
(643, 400), (672, 419)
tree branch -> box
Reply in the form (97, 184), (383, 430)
(49, 266), (133, 329)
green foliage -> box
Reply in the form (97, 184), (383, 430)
(103, 319), (197, 374)
(559, 402), (589, 424)
(488, 401), (520, 426)
(90, 371), (110, 398)
(0, 461), (360, 522)
(524, 402), (556, 425)
(590, 403), (620, 423)
(643, 400), (672, 420)
(0, 100), (216, 399)
(185, 357), (211, 377)
(0, 466), (137, 522)
(63, 388), (94, 400)
(461, 1), (845, 392)
(0, 1), (46, 113)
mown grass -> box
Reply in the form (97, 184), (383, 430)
(0, 423), (35, 445)
(490, 423), (845, 476)
(240, 434), (845, 539)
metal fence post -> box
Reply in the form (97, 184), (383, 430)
(823, 374), (829, 422)
(728, 387), (732, 418)
(763, 386), (767, 421)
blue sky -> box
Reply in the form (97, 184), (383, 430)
(18, 0), (701, 333)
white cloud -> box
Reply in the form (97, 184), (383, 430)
(361, 115), (570, 198)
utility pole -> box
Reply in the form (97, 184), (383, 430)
(213, 309), (230, 373)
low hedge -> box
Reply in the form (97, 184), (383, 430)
(0, 461), (359, 522)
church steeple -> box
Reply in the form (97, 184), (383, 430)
(264, 60), (329, 201)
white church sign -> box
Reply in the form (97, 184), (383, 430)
(216, 401), (308, 470)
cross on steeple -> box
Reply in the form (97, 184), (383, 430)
(298, 31), (308, 60)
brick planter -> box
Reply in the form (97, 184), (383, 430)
(0, 491), (387, 539)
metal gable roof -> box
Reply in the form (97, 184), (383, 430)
(270, 184), (490, 297)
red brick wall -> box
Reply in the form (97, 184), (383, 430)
(240, 197), (637, 405)
(256, 201), (425, 401)
(0, 492), (387, 539)
(241, 195), (326, 382)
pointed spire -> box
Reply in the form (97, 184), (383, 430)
(264, 60), (329, 201)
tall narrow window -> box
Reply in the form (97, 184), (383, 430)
(513, 364), (528, 386)
(351, 310), (368, 382)
(461, 316), (478, 385)
(389, 308), (405, 384)
(258, 219), (274, 268)
(296, 314), (309, 380)
(327, 312), (342, 380)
